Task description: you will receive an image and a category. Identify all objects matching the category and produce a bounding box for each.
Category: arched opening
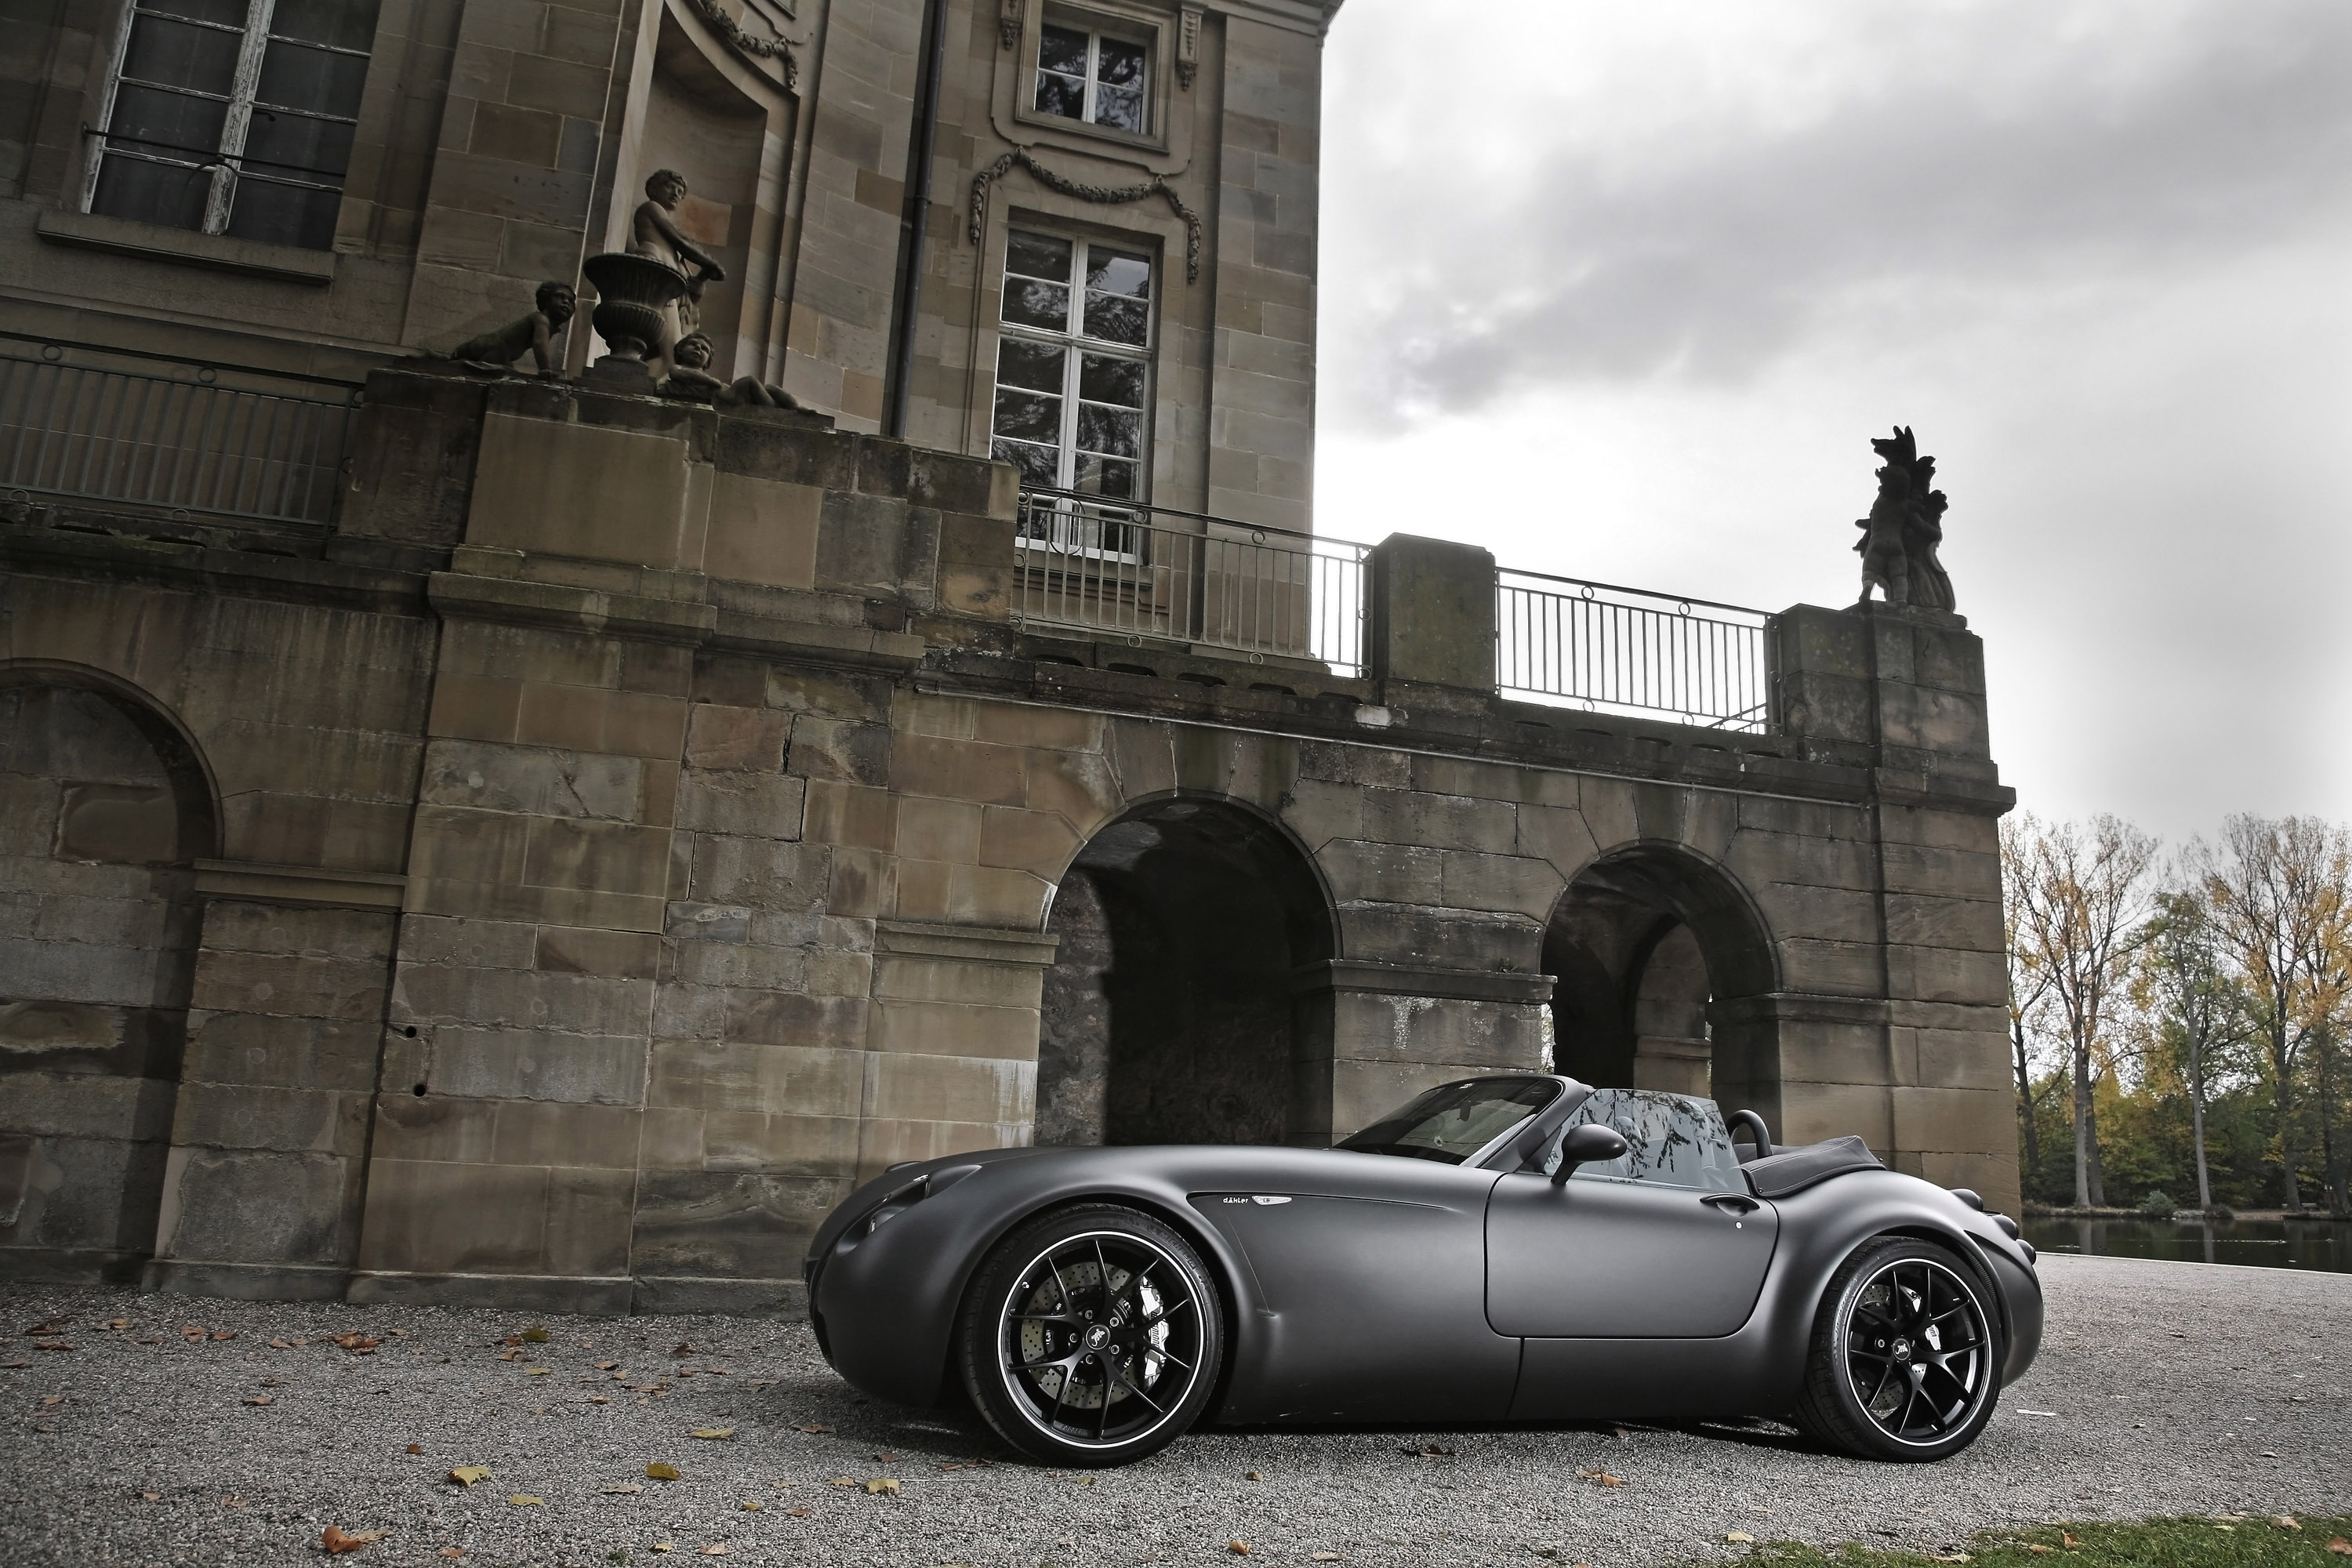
[1541,845,1779,1120]
[0,667,216,1281]
[1036,797,1334,1148]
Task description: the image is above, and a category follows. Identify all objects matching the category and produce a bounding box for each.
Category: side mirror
[1549,1123,1630,1185]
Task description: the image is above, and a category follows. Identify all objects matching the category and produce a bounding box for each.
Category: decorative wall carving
[685,0,799,90]
[1177,5,1201,90]
[1000,0,1022,49]
[969,147,1203,282]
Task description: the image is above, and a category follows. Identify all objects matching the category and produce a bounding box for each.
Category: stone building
[1,0,2016,1313]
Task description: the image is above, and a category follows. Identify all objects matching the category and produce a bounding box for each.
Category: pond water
[2024,1216,2352,1273]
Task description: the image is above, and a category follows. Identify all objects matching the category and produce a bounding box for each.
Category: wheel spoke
[1109,1357,1167,1413]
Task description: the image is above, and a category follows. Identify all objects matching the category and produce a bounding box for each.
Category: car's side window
[1548,1089,1744,1193]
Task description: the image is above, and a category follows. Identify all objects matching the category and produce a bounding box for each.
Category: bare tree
[2202,816,2352,1213]
[2000,816,2057,1188]
[2006,813,2161,1207]
[2134,874,2246,1212]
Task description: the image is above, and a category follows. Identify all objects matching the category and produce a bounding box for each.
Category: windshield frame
[1337,1076,1571,1168]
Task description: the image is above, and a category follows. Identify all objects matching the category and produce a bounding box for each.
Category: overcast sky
[1312,0,2352,844]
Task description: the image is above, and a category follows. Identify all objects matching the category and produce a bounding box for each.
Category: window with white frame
[992,230,1154,529]
[86,0,380,251]
[1033,20,1149,135]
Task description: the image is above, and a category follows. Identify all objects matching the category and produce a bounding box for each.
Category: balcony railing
[0,335,361,528]
[1497,568,1773,731]
[1014,488,1368,675]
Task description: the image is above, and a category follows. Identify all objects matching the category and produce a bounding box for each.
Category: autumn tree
[2131,877,2248,1211]
[2201,816,2352,1212]
[2005,812,2160,1207]
[1999,817,2058,1184]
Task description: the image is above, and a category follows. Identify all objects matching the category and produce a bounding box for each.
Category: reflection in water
[2022,1217,2352,1273]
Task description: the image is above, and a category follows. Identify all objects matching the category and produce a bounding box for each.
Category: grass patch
[1733,1516,2352,1568]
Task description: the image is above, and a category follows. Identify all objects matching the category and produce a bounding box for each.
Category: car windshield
[1545,1087,1744,1192]
[1339,1077,1561,1165]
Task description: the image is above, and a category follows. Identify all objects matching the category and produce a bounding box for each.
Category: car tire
[1794,1235,2004,1462]
[956,1203,1225,1467]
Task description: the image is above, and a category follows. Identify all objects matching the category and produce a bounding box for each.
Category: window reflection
[1032,22,1151,135]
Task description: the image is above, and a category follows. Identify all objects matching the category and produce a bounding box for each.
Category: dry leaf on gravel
[271,1339,293,1349]
[597,1361,619,1370]
[693,1428,736,1440]
[38,1396,62,1406]
[524,1367,551,1376]
[873,1451,898,1461]
[405,1445,423,1455]
[103,1319,129,1330]
[1727,1533,1755,1544]
[24,1317,68,1335]
[222,1497,248,1508]
[740,1501,763,1512]
[866,1479,900,1495]
[522,1327,550,1342]
[794,1422,835,1434]
[2325,1538,2351,1557]
[673,1343,697,1357]
[700,1548,728,1557]
[447,1467,492,1486]
[333,1334,380,1355]
[785,1508,811,1518]
[0,1359,26,1369]
[827,1477,857,1487]
[320,1525,385,1553]
[1577,1469,1624,1487]
[647,1464,681,1482]
[1229,1542,1252,1556]
[508,1495,543,1507]
[34,1341,74,1352]
[211,1330,235,1341]
[439,1551,465,1559]
[140,1491,159,1501]
[1406,1443,1454,1457]
[602,1483,644,1495]
[245,1395,274,1406]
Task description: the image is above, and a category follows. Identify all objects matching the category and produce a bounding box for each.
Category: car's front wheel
[1795,1236,2002,1461]
[956,1203,1225,1467]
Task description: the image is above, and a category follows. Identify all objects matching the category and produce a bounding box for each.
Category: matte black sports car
[804,1075,2042,1467]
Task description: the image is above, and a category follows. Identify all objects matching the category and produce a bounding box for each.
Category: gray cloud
[1323,2,2352,422]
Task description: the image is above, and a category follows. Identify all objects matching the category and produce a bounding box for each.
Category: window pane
[991,387,1062,445]
[1002,279,1069,332]
[1076,403,1140,459]
[106,83,230,158]
[1338,1077,1561,1163]
[91,154,212,230]
[993,437,1062,488]
[269,0,380,51]
[1081,292,1146,346]
[996,338,1066,394]
[1559,1089,1744,1193]
[1087,248,1151,299]
[1033,70,1083,120]
[224,174,341,249]
[1005,230,1072,282]
[122,15,241,93]
[1094,36,1146,88]
[1077,354,1144,408]
[255,39,370,116]
[1037,24,1088,76]
[1091,85,1142,133]
[1071,455,1136,500]
[143,0,250,26]
[242,108,355,179]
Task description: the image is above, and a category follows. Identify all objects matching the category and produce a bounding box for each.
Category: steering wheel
[1727,1109,1773,1163]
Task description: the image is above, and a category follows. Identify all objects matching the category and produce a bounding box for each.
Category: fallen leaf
[39,1396,62,1406]
[785,1508,811,1518]
[34,1341,74,1352]
[602,1483,644,1495]
[211,1330,235,1341]
[406,1444,423,1455]
[794,1422,835,1434]
[508,1494,543,1507]
[104,1319,129,1330]
[182,1326,205,1340]
[647,1463,681,1482]
[1230,1543,1253,1557]
[522,1327,550,1343]
[700,1548,729,1558]
[140,1491,159,1501]
[866,1478,900,1494]
[1728,1534,1755,1544]
[2275,1519,2300,1530]
[2062,1534,2079,1548]
[439,1551,466,1560]
[598,1361,620,1370]
[1246,1471,1263,1481]
[321,1525,385,1553]
[693,1428,737,1440]
[447,1467,492,1486]
[524,1367,550,1376]
[333,1334,381,1355]
[2326,1539,2352,1557]
[270,1339,292,1349]
[673,1343,697,1358]
[873,1450,898,1461]
[828,1476,858,1487]
[741,1500,763,1512]
[24,1317,69,1335]
[243,1395,273,1406]
[654,1548,673,1556]
[0,1359,26,1369]
[1577,1469,1624,1487]
[221,1497,248,1508]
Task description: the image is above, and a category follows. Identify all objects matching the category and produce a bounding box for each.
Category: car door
[1483,1089,1779,1338]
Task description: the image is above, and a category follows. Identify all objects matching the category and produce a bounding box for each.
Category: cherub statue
[1853,425,1955,611]
[442,281,575,375]
[662,331,809,412]
[630,169,725,379]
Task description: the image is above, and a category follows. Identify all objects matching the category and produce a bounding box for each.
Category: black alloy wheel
[1795,1236,2002,1461]
[957,1203,1224,1466]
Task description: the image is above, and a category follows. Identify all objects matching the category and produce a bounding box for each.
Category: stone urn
[580,252,688,383]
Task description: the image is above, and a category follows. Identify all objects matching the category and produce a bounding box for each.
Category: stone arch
[1540,840,1780,1120]
[1036,792,1337,1149]
[0,661,219,1281]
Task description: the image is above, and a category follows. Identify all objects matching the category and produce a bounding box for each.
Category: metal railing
[1497,568,1774,731]
[1014,488,1368,674]
[0,336,361,528]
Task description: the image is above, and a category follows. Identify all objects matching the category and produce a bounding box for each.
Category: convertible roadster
[804,1075,2041,1467]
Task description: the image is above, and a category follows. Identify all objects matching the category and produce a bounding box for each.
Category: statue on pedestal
[1853,425,1955,611]
[440,281,576,375]
[663,331,809,412]
[629,169,725,380]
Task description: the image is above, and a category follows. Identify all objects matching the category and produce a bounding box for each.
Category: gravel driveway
[2,1254,2344,1568]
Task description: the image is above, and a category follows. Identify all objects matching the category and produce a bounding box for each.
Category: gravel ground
[1,1254,2345,1568]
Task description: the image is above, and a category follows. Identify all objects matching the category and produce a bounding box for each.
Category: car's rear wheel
[1795,1236,2002,1461]
[956,1203,1224,1467]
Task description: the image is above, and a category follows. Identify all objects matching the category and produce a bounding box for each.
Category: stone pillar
[1367,534,1497,699]
[1769,601,2017,1214]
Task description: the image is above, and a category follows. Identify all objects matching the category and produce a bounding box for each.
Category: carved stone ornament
[970,147,1203,282]
[685,0,799,90]
[1177,5,1201,90]
[1000,0,1022,49]
[1852,425,1956,612]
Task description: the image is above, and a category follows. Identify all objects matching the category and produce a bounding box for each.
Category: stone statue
[442,281,576,375]
[630,169,724,379]
[662,330,809,412]
[1853,425,1955,611]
